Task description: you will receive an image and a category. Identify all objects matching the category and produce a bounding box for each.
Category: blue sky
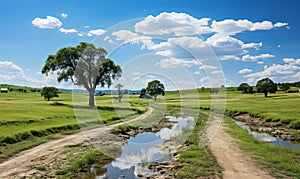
[0,0,300,90]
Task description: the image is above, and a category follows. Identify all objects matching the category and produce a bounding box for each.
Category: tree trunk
[264,92,268,98]
[154,95,157,101]
[47,97,50,101]
[89,89,95,107]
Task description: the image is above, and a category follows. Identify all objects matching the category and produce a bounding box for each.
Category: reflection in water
[235,121,300,149]
[98,116,195,178]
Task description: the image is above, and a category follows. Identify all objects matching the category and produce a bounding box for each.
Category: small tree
[237,83,251,93]
[146,80,165,101]
[256,78,277,97]
[41,87,59,101]
[140,88,146,95]
[115,83,124,102]
[280,83,290,92]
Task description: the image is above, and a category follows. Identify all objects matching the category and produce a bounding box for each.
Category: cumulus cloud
[274,22,288,28]
[32,16,62,29]
[219,55,240,61]
[206,34,247,55]
[211,19,287,35]
[59,28,78,34]
[238,68,252,74]
[103,36,115,44]
[242,53,275,62]
[283,58,300,65]
[156,58,199,68]
[245,64,300,78]
[292,72,300,79]
[61,13,68,18]
[135,12,212,36]
[112,30,152,48]
[87,29,106,36]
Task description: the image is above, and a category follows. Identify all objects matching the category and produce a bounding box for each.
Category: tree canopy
[41,87,59,101]
[237,83,253,93]
[256,78,277,97]
[41,42,121,106]
[146,80,165,101]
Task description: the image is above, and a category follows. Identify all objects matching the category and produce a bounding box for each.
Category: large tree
[42,42,121,107]
[41,87,59,101]
[256,78,277,97]
[146,80,165,101]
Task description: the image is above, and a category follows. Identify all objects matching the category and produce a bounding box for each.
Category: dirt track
[209,117,274,179]
[0,107,153,178]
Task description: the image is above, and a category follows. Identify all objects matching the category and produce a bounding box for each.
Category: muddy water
[235,121,300,149]
[90,116,195,179]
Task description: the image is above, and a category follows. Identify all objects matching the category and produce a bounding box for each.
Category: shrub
[290,120,300,129]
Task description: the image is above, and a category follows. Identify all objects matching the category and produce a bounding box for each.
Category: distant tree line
[237,78,300,97]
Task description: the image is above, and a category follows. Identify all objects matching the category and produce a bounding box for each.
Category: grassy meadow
[0,85,299,177]
[0,91,148,161]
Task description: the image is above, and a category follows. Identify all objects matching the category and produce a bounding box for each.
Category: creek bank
[103,116,195,178]
[230,113,300,142]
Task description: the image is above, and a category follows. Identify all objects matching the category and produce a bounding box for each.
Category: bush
[290,120,300,129]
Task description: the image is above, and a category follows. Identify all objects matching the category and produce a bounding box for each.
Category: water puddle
[90,116,195,178]
[235,121,300,149]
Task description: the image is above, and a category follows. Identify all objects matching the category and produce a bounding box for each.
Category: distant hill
[0,84,41,92]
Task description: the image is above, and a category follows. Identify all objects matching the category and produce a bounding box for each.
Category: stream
[94,116,195,178]
[235,121,300,149]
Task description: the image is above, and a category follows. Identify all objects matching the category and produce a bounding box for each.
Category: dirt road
[208,116,274,179]
[0,107,153,178]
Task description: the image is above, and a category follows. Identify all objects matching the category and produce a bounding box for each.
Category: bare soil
[0,107,153,178]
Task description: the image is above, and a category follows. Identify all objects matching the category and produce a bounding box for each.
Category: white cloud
[32,16,62,29]
[88,29,106,36]
[292,72,300,79]
[242,53,275,62]
[59,28,78,34]
[112,30,152,48]
[200,77,209,83]
[283,58,300,65]
[61,13,68,18]
[199,64,218,70]
[250,21,273,31]
[211,70,223,74]
[78,33,84,37]
[219,55,240,61]
[245,64,300,78]
[104,36,115,44]
[135,12,212,36]
[194,71,201,75]
[206,34,247,55]
[0,61,23,74]
[274,22,288,28]
[156,58,199,68]
[257,61,264,64]
[84,25,90,29]
[238,68,252,74]
[211,19,252,35]
[211,19,287,35]
[242,42,262,50]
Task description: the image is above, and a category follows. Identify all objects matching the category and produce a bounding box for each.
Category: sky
[0,0,300,90]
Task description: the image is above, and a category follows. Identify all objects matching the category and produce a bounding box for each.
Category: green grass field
[0,86,299,177]
[0,92,148,161]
